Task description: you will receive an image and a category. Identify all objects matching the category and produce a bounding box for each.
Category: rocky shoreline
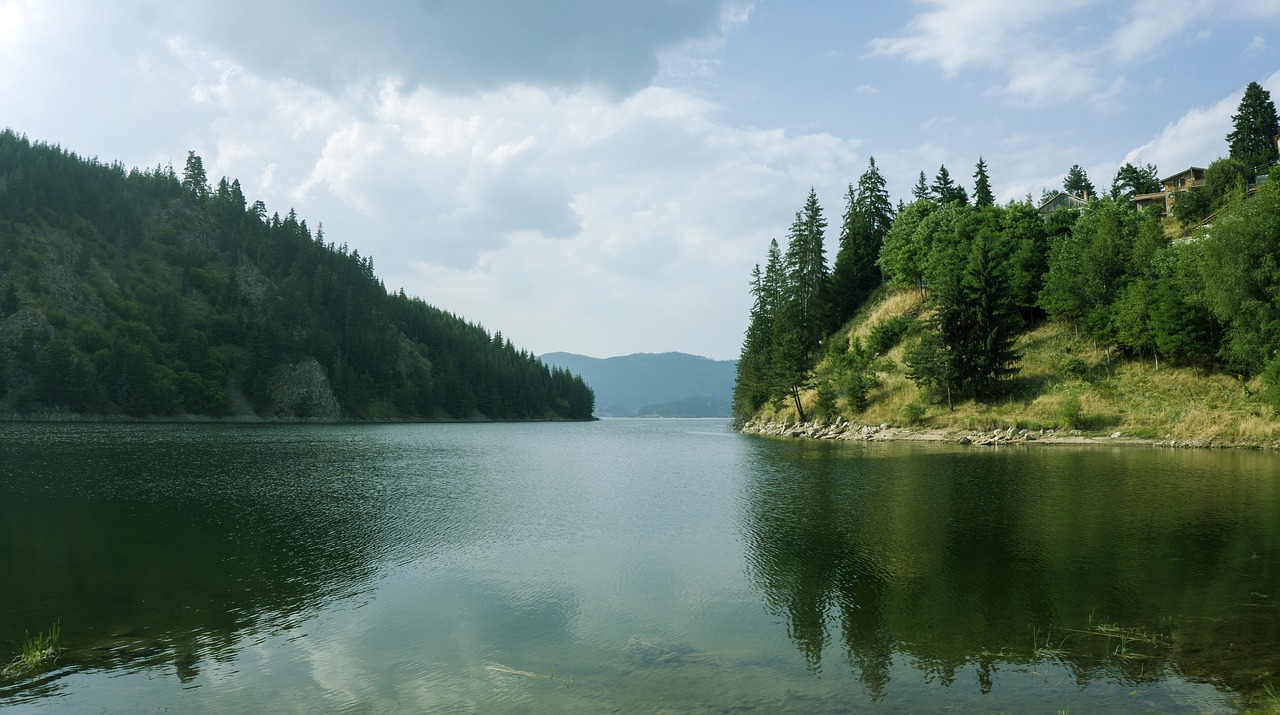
[738,418,1273,450]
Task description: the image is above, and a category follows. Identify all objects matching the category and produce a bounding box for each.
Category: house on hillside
[1130,166,1206,215]
[1036,191,1089,216]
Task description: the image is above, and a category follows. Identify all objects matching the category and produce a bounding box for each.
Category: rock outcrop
[267,359,341,421]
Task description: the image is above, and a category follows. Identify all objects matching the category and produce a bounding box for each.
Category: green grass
[3,621,62,677]
[1238,682,1280,715]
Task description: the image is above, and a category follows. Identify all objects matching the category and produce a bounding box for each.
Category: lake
[1,419,1278,713]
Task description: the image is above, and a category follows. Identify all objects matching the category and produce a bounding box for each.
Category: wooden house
[1129,166,1206,215]
[1037,191,1088,216]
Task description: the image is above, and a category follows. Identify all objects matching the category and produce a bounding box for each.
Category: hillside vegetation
[0,130,593,420]
[734,143,1280,446]
[749,285,1280,447]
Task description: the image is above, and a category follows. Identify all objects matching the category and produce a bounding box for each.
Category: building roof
[1160,167,1206,184]
[1036,191,1089,215]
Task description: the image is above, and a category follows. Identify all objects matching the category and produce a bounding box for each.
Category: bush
[1060,357,1090,379]
[903,400,926,424]
[867,315,913,356]
[1263,355,1280,412]
[814,381,838,422]
[1056,395,1084,429]
[844,370,874,412]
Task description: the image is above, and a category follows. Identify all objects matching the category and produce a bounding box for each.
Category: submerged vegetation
[733,82,1280,443]
[0,130,593,420]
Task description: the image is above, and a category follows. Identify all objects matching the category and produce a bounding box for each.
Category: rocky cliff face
[267,359,341,421]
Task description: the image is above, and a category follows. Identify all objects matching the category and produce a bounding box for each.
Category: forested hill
[0,130,594,420]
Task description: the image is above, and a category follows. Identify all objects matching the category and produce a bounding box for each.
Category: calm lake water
[1,419,1279,713]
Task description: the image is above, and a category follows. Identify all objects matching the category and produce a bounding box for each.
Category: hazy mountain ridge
[540,351,736,417]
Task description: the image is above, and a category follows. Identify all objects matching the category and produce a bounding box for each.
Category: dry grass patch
[765,286,1280,445]
[850,289,925,343]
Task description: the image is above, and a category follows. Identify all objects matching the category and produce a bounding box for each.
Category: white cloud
[1111,0,1207,62]
[1122,70,1280,177]
[114,32,856,358]
[0,0,35,49]
[870,0,1103,104]
[873,0,1280,108]
[1112,0,1280,61]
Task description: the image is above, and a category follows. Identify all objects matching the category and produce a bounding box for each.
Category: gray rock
[267,358,341,420]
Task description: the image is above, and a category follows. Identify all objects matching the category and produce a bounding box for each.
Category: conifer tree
[932,165,968,205]
[830,157,894,325]
[972,157,994,208]
[1064,164,1095,198]
[1227,81,1280,174]
[181,151,209,202]
[953,229,1021,396]
[733,241,783,422]
[912,171,931,201]
[782,188,830,350]
[771,189,830,421]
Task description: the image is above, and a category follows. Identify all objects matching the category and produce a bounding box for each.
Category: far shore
[0,411,598,425]
[739,417,1279,450]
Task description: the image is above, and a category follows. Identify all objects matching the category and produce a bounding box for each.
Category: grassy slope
[753,287,1280,448]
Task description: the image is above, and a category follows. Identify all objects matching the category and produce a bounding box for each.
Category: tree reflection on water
[740,439,1280,703]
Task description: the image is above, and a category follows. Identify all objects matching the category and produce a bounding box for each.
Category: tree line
[733,80,1280,425]
[0,130,594,419]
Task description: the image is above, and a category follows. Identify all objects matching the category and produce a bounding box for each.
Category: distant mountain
[539,352,736,417]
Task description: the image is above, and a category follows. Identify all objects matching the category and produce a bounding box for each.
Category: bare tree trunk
[791,386,807,423]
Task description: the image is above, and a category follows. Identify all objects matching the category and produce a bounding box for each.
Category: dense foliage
[885,200,1051,405]
[1227,81,1280,175]
[734,162,899,424]
[0,130,594,420]
[733,86,1280,426]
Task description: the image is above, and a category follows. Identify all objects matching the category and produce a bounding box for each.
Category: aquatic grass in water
[3,622,62,677]
[485,663,574,687]
[1030,616,1170,667]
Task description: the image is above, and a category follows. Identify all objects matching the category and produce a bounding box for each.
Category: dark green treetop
[912,171,931,201]
[1064,164,1095,198]
[830,157,895,325]
[972,157,994,208]
[932,165,968,205]
[1109,162,1161,200]
[1227,81,1280,174]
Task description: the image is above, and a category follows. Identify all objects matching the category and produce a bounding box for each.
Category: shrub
[1056,395,1084,429]
[1060,357,1090,379]
[844,370,874,412]
[867,315,913,356]
[814,381,838,422]
[1263,355,1280,412]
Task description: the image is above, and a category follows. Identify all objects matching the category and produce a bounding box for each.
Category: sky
[2,1,1279,360]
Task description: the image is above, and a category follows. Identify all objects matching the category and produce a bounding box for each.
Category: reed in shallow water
[4,621,62,677]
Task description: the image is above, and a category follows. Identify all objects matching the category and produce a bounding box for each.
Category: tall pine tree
[1227,81,1280,174]
[773,189,830,421]
[1064,164,1095,198]
[972,157,994,208]
[733,241,783,423]
[829,157,894,325]
[933,165,968,205]
[912,171,932,201]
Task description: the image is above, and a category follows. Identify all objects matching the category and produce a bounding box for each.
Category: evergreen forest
[734,82,1280,434]
[0,129,594,420]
